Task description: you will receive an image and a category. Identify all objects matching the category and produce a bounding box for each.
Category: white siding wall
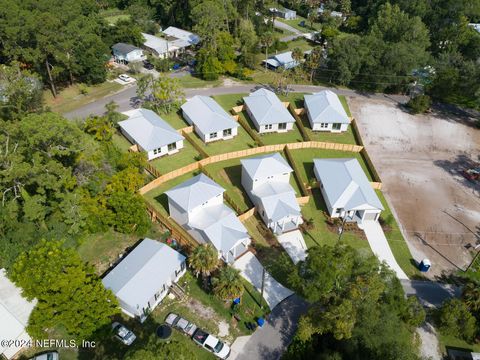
[168,201,189,226]
[204,126,238,143]
[125,49,145,62]
[312,123,348,132]
[182,110,193,125]
[147,140,183,161]
[241,167,254,193]
[257,122,294,134]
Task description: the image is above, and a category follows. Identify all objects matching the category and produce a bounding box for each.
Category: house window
[168,143,176,151]
[332,123,341,130]
[265,124,273,130]
[278,123,287,130]
[210,132,218,139]
[320,123,328,128]
[223,128,232,137]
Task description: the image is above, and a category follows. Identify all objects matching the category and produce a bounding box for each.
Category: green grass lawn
[278,16,321,32]
[112,131,133,152]
[284,37,315,52]
[188,126,257,156]
[44,82,123,114]
[259,123,305,145]
[213,93,249,110]
[289,148,374,186]
[176,74,223,89]
[161,110,190,129]
[104,13,131,25]
[437,331,480,354]
[150,141,201,174]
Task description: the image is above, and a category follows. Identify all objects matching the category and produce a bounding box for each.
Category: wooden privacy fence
[288,103,310,142]
[231,105,245,113]
[294,108,305,115]
[139,141,365,194]
[145,202,198,251]
[238,207,256,222]
[145,163,162,178]
[178,126,194,134]
[370,182,383,190]
[297,196,310,205]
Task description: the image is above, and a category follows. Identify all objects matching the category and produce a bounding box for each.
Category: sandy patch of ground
[349,98,480,278]
[188,298,231,338]
[417,322,441,360]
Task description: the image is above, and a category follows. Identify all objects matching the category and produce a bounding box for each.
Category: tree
[260,32,275,70]
[189,244,219,284]
[0,63,43,120]
[83,115,115,141]
[191,0,230,49]
[462,280,480,315]
[438,298,477,342]
[304,46,322,82]
[292,47,304,65]
[407,95,431,114]
[9,240,119,340]
[238,19,258,58]
[137,74,185,113]
[212,266,244,300]
[125,335,197,360]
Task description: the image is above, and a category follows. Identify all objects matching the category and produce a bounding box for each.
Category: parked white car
[112,322,136,345]
[192,328,231,359]
[118,74,133,82]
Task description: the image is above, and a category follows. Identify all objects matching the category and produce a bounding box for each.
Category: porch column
[294,215,299,226]
[281,218,286,232]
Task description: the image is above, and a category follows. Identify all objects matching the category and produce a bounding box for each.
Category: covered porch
[224,238,251,264]
[272,215,303,235]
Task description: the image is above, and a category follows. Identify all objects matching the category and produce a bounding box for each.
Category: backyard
[150,142,201,174]
[187,126,257,156]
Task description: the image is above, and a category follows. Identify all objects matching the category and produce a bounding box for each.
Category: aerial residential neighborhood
[0,1,479,360]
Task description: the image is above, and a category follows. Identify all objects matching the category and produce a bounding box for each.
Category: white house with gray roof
[141,33,190,58]
[165,174,251,263]
[304,90,350,132]
[118,108,184,161]
[0,269,36,359]
[102,238,186,322]
[241,153,302,234]
[112,43,145,63]
[263,51,300,70]
[313,158,383,224]
[243,89,295,134]
[181,96,239,143]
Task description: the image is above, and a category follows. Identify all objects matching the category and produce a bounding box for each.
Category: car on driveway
[112,322,136,345]
[143,61,154,70]
[192,328,231,359]
[165,312,197,336]
[118,74,133,82]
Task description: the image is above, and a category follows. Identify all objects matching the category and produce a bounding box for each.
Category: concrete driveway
[363,220,409,280]
[276,230,307,264]
[233,252,294,309]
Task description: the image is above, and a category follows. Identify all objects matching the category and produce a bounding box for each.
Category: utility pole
[260,267,266,309]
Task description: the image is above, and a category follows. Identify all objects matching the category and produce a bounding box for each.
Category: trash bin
[419,258,431,272]
[233,297,241,305]
[257,317,265,327]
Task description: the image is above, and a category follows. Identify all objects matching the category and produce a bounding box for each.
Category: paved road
[273,19,302,35]
[401,280,461,307]
[234,294,308,360]
[64,83,408,120]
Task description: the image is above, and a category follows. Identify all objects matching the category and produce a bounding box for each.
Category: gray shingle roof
[241,153,293,179]
[102,239,185,310]
[142,33,190,55]
[181,96,239,134]
[313,158,383,210]
[112,43,140,55]
[243,89,295,126]
[304,90,350,124]
[118,108,184,151]
[162,26,200,45]
[165,174,224,212]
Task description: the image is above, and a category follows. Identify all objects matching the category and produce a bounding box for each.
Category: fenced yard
[150,142,202,174]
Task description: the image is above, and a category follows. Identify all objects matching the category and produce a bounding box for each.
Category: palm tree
[292,47,304,66]
[260,32,274,70]
[188,244,219,287]
[212,266,244,300]
[462,280,480,313]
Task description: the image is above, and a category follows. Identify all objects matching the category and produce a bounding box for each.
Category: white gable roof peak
[241,153,293,179]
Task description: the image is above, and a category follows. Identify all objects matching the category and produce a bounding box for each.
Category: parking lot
[349,97,480,278]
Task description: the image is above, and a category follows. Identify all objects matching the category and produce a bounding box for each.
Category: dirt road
[350,98,480,278]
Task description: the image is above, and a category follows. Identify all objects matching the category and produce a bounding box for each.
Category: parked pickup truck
[192,328,231,359]
[165,312,197,336]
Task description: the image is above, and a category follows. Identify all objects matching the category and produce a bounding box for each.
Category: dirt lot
[349,98,480,278]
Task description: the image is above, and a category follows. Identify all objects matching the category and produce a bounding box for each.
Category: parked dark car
[143,60,154,70]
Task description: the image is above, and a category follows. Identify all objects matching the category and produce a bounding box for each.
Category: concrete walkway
[233,251,294,309]
[276,230,307,264]
[233,294,308,360]
[363,220,409,280]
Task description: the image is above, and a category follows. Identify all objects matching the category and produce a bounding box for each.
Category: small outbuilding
[118,108,184,161]
[304,90,350,132]
[0,269,36,359]
[243,89,295,133]
[313,158,383,224]
[112,43,145,64]
[102,239,186,322]
[181,96,239,143]
[275,8,297,20]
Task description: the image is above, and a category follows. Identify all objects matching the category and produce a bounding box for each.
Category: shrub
[407,95,432,114]
[438,298,477,342]
[78,83,89,95]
